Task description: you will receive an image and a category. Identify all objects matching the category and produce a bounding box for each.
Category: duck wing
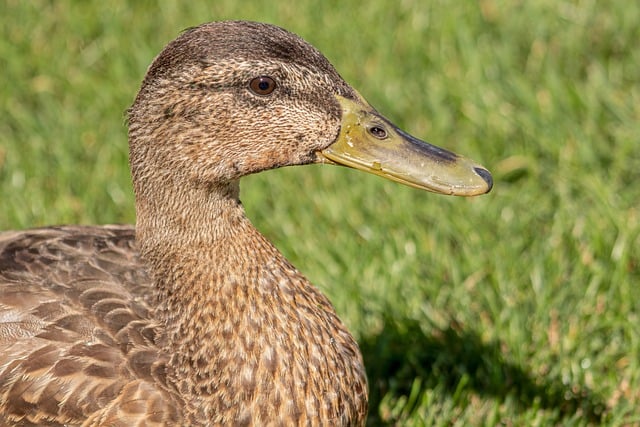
[0,226,178,425]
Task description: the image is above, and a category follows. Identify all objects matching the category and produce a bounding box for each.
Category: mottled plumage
[0,21,491,426]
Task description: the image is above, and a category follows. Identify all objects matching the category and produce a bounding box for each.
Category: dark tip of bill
[474,167,493,192]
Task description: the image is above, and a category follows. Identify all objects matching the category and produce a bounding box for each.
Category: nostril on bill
[474,167,493,192]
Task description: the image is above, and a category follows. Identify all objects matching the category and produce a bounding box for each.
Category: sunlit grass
[2,1,639,425]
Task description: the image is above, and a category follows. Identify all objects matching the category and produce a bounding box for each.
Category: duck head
[128,21,492,201]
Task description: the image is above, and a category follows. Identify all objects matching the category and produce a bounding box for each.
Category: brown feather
[0,226,181,426]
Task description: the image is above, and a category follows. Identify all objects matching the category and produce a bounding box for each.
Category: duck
[0,20,492,426]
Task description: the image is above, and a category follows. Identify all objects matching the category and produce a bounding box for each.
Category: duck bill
[318,94,492,196]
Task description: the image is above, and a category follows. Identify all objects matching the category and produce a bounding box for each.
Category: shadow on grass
[361,314,606,425]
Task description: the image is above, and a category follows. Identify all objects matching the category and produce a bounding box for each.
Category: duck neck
[134,180,367,423]
[135,179,275,328]
[136,179,243,245]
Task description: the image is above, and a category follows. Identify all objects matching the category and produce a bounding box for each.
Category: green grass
[2,0,639,425]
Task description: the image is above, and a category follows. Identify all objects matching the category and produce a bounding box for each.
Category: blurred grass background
[1,0,639,425]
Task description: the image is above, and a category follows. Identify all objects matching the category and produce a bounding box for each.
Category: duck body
[0,223,365,425]
[0,21,491,425]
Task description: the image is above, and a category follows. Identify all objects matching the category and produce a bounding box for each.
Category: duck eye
[249,76,276,95]
[368,125,388,139]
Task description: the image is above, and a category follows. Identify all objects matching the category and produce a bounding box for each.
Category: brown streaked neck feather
[136,180,368,425]
[135,179,244,250]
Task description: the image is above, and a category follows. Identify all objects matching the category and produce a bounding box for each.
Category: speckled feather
[0,222,366,425]
[0,226,178,426]
[0,21,368,426]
